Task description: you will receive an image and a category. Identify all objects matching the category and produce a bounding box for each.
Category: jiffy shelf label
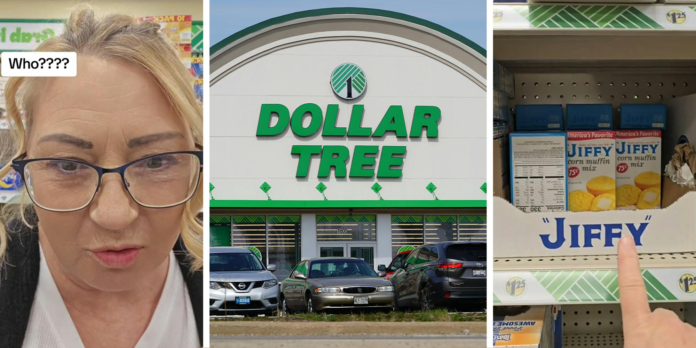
[540,217,647,249]
[616,130,661,210]
[567,131,616,212]
[493,193,696,258]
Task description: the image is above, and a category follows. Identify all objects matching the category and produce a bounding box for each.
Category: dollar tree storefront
[209,8,487,281]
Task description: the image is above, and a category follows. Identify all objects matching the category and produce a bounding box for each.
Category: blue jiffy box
[620,104,666,130]
[566,104,613,130]
[515,104,564,131]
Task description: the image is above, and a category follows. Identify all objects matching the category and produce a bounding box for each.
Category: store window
[316,215,376,242]
[391,215,424,258]
[458,215,487,241]
[231,215,267,264]
[425,215,457,243]
[210,215,231,247]
[267,215,301,281]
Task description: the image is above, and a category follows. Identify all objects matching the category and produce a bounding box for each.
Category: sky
[209,0,487,49]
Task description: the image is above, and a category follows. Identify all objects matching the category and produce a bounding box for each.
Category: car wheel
[393,296,401,312]
[419,284,433,312]
[281,297,291,316]
[307,295,315,314]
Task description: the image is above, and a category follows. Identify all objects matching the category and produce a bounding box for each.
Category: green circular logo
[397,245,415,254]
[330,63,366,100]
[246,246,262,260]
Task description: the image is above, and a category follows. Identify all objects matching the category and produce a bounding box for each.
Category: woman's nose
[89,175,138,231]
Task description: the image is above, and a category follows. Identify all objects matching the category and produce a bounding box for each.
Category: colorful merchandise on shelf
[567,131,616,212]
[616,130,662,210]
[515,105,563,131]
[566,104,613,130]
[139,15,192,44]
[493,305,554,347]
[620,104,666,130]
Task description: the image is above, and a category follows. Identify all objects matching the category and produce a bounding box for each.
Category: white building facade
[210,8,487,280]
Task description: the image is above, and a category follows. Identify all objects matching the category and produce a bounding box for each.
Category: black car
[390,241,486,311]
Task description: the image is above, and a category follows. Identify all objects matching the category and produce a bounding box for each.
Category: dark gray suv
[390,241,486,311]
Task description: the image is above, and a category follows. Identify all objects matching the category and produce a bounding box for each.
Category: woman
[0,7,203,348]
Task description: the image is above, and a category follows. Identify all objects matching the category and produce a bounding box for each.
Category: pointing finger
[618,235,651,329]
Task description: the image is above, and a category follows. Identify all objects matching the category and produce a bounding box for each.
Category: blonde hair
[0,6,203,270]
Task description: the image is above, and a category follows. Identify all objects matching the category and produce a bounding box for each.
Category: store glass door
[348,244,375,269]
[319,244,345,257]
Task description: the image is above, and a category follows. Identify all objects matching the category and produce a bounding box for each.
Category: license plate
[354,296,369,305]
[473,269,486,277]
[236,297,250,305]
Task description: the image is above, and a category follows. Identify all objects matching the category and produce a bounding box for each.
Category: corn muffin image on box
[616,130,662,210]
[567,131,616,212]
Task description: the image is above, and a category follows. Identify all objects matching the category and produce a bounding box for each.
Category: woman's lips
[92,247,142,268]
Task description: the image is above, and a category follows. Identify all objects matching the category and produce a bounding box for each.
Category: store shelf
[493,4,696,63]
[494,4,696,32]
[493,192,696,305]
[493,254,696,305]
[563,333,624,347]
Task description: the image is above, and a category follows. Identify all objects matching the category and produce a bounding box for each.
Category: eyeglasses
[11,151,203,212]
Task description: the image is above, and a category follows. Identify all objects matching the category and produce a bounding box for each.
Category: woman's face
[27,56,195,292]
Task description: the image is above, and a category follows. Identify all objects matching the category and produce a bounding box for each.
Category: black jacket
[0,221,203,348]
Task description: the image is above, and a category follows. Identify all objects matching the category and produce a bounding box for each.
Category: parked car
[280,257,395,314]
[377,250,413,280]
[209,247,279,316]
[390,241,486,311]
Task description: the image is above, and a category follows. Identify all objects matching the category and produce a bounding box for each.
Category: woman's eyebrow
[127,131,185,148]
[38,133,94,149]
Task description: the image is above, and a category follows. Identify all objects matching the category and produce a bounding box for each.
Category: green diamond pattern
[316,182,327,193]
[515,5,663,30]
[268,215,301,224]
[460,215,486,223]
[530,269,677,303]
[260,182,271,193]
[371,183,382,193]
[192,22,203,51]
[317,215,376,223]
[493,294,501,304]
[480,183,487,194]
[426,182,437,193]
[210,215,231,224]
[392,215,423,223]
[425,215,457,224]
[232,215,266,224]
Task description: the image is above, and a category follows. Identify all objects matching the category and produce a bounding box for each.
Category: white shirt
[22,247,199,348]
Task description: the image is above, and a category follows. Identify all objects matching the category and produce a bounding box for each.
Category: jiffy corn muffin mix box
[510,133,567,212]
[616,130,662,210]
[567,131,616,212]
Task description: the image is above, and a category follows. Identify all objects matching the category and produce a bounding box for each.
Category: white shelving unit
[494,3,696,347]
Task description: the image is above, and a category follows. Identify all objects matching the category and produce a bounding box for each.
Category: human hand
[618,235,696,347]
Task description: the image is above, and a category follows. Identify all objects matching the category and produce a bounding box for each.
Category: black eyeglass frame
[10,151,204,212]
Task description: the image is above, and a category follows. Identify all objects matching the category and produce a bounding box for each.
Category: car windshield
[210,253,265,272]
[309,260,377,278]
[446,244,487,261]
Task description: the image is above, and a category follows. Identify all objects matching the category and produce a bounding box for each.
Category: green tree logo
[331,63,366,100]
